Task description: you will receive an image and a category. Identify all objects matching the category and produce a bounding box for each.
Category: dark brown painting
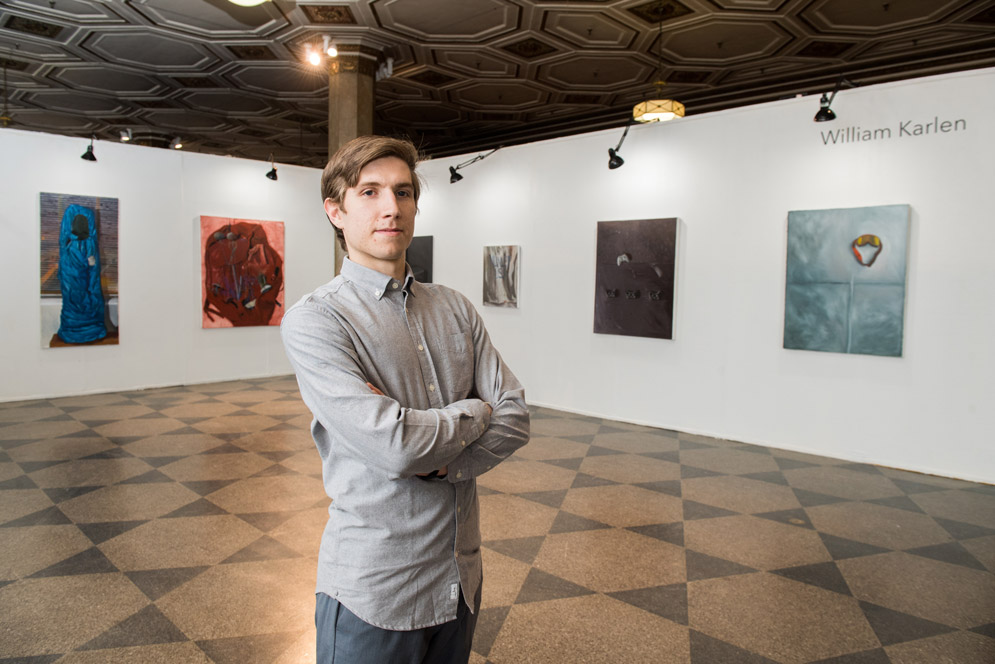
[594,218,677,340]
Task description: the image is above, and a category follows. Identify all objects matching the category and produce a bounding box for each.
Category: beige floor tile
[911,490,995,529]
[0,405,63,424]
[688,572,879,663]
[481,548,532,608]
[50,394,132,408]
[678,448,779,475]
[0,488,55,525]
[193,414,280,434]
[207,475,327,513]
[489,594,690,664]
[159,401,241,419]
[530,418,601,437]
[8,436,115,462]
[99,515,263,570]
[477,458,577,494]
[962,535,995,573]
[55,642,214,664]
[534,529,685,592]
[560,484,683,527]
[94,418,189,438]
[157,558,315,640]
[0,524,93,579]
[272,628,317,664]
[839,551,995,629]
[580,453,681,484]
[214,389,289,405]
[68,405,155,421]
[0,419,88,440]
[279,450,323,475]
[511,436,589,461]
[245,400,312,417]
[590,431,679,454]
[0,574,150,657]
[682,475,802,514]
[886,630,995,664]
[685,515,832,570]
[59,483,201,523]
[121,433,228,457]
[29,457,153,488]
[233,429,317,453]
[159,452,273,482]
[0,461,22,482]
[784,466,906,500]
[479,494,558,540]
[807,502,954,550]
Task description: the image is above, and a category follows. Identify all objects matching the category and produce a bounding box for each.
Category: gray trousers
[315,589,479,664]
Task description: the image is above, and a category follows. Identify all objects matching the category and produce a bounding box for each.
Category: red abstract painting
[200,216,285,328]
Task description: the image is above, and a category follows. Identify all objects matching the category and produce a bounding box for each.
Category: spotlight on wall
[814,75,854,123]
[81,136,97,162]
[266,154,278,181]
[169,137,183,149]
[607,123,631,170]
[119,128,132,142]
[448,147,501,184]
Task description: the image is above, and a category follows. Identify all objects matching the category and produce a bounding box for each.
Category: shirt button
[374,290,381,297]
[456,471,463,479]
[460,440,466,447]
[454,551,459,558]
[392,282,399,289]
[429,384,435,392]
[418,344,424,351]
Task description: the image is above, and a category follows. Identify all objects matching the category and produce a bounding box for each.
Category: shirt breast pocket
[441,330,474,397]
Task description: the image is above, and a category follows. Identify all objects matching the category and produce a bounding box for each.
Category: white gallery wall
[413,68,994,484]
[1,67,992,482]
[0,131,331,401]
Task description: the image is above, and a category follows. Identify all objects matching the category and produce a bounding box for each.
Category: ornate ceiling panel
[0,0,992,167]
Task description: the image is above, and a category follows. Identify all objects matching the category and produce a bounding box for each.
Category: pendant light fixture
[81,135,97,162]
[633,17,684,123]
[266,153,278,181]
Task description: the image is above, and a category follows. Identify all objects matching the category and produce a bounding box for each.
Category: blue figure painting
[56,204,107,344]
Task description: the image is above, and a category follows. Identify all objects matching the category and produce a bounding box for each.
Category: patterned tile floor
[1,376,993,664]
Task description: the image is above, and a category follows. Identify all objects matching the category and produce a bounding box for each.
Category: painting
[407,235,433,283]
[783,204,910,357]
[483,245,520,308]
[201,216,285,328]
[40,192,119,348]
[594,218,677,339]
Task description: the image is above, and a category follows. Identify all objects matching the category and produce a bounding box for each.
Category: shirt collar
[341,257,416,301]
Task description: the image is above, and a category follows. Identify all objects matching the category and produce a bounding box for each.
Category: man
[281,135,530,663]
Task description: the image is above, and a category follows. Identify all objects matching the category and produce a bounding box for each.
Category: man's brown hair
[321,135,422,249]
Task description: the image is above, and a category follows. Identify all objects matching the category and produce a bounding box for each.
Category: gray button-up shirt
[281,258,530,630]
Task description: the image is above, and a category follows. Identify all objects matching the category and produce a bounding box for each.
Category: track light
[81,136,96,162]
[448,147,500,184]
[323,35,337,58]
[169,137,183,149]
[266,154,278,181]
[119,128,132,142]
[607,123,631,170]
[228,0,270,6]
[814,75,854,123]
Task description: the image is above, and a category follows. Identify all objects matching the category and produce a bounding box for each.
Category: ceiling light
[448,147,500,184]
[227,0,270,6]
[266,153,278,181]
[169,137,183,149]
[119,128,132,142]
[80,136,96,162]
[323,35,337,58]
[306,47,321,66]
[814,94,836,122]
[634,19,685,124]
[607,123,631,170]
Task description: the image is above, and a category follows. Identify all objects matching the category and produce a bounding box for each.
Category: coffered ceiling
[1,0,993,167]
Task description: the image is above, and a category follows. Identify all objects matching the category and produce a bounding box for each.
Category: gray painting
[594,218,677,340]
[784,204,910,357]
[406,235,433,283]
[483,245,520,308]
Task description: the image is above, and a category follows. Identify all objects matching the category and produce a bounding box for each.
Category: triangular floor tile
[235,511,298,532]
[78,604,187,650]
[251,464,297,477]
[141,455,185,468]
[686,550,756,581]
[641,451,681,463]
[683,500,737,520]
[689,630,779,663]
[808,648,891,663]
[125,566,209,602]
[549,511,611,534]
[859,600,956,646]
[540,457,583,471]
[257,451,297,463]
[163,498,228,518]
[514,568,595,604]
[196,631,302,664]
[741,471,790,486]
[609,583,688,625]
[160,426,206,436]
[681,465,724,479]
[891,478,947,495]
[471,605,510,658]
[119,469,174,484]
[754,508,813,530]
[483,535,546,565]
[42,486,103,504]
[837,463,884,475]
[627,522,684,547]
[517,489,568,509]
[563,434,596,444]
[201,442,246,454]
[934,517,995,541]
[56,428,103,439]
[78,520,147,545]
[906,541,988,571]
[773,456,819,470]
[263,422,301,432]
[867,496,925,514]
[596,425,631,435]
[2,505,73,528]
[0,655,63,664]
[210,433,251,442]
[792,488,848,507]
[634,480,682,498]
[134,411,169,420]
[29,546,118,577]
[221,535,302,563]
[106,436,145,446]
[17,459,67,473]
[969,623,995,639]
[570,472,619,489]
[477,485,502,496]
[81,447,133,460]
[0,475,39,490]
[678,439,714,451]
[771,561,852,595]
[818,533,891,560]
[180,479,238,496]
[586,445,623,457]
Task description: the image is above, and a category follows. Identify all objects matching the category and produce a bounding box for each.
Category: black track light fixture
[814,75,855,123]
[81,136,97,162]
[448,147,500,184]
[266,153,278,181]
[607,123,631,170]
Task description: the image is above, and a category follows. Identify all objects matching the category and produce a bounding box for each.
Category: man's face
[325,156,417,277]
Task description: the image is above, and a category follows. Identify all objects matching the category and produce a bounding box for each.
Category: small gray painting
[483,245,520,308]
[406,235,433,283]
[784,204,910,357]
